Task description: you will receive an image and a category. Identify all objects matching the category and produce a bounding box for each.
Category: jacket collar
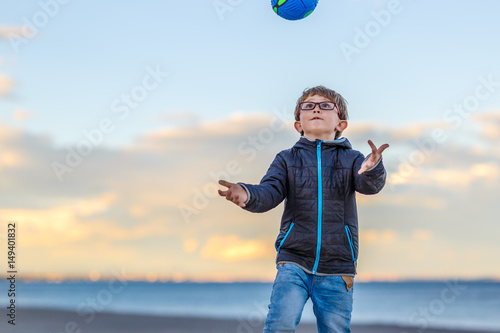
[293,136,352,150]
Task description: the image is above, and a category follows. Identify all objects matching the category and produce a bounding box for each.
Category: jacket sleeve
[353,152,387,195]
[238,153,287,213]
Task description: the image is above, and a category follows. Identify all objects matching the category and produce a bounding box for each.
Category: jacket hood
[293,136,352,150]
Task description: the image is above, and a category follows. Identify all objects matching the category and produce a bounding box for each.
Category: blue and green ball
[272,0,319,21]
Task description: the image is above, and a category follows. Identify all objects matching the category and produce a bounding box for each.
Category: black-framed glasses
[299,101,337,111]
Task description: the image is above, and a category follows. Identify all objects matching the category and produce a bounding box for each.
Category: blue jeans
[263,263,353,333]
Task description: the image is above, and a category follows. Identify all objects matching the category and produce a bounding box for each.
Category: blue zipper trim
[277,222,294,254]
[345,225,357,264]
[312,140,323,274]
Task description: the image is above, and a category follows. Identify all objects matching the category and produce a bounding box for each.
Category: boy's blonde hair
[294,85,349,139]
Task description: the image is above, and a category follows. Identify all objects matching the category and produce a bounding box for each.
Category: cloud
[389,162,500,188]
[0,26,24,39]
[183,238,198,253]
[1,109,500,281]
[360,229,397,244]
[201,235,272,261]
[13,109,36,121]
[132,111,295,154]
[356,191,447,210]
[0,74,14,96]
[412,229,433,241]
[375,110,500,190]
[0,150,26,169]
[0,192,117,246]
[474,112,500,140]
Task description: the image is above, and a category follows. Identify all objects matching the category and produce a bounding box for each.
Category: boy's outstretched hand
[218,180,248,208]
[358,140,390,175]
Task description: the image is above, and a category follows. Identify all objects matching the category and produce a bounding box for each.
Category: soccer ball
[271,0,319,21]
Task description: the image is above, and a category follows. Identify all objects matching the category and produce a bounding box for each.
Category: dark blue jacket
[240,136,386,275]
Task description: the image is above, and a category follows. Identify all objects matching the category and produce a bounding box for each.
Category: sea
[1,280,499,332]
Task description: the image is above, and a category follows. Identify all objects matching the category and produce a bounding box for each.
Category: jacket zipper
[345,225,357,264]
[277,222,294,254]
[312,140,323,274]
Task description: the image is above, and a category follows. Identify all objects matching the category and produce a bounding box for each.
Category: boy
[218,86,389,333]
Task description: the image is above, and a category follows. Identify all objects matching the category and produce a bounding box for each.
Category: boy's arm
[353,140,389,195]
[238,153,288,213]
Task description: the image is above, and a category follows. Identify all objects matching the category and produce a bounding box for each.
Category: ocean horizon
[1,280,499,332]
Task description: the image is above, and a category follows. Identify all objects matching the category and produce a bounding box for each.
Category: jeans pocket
[321,276,352,302]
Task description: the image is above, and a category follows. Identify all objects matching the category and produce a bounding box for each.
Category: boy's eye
[303,103,315,109]
[320,102,334,110]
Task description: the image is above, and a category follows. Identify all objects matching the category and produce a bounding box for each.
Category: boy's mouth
[310,116,323,121]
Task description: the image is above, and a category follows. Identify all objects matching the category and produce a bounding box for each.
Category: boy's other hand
[358,140,390,175]
[218,180,248,208]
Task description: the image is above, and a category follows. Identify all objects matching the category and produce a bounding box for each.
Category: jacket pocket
[277,222,294,254]
[344,225,357,264]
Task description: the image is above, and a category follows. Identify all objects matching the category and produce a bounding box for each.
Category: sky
[0,0,499,282]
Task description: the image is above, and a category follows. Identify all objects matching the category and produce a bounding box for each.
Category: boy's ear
[294,121,303,134]
[336,120,348,132]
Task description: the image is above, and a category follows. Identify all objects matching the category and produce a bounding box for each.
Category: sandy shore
[1,308,496,333]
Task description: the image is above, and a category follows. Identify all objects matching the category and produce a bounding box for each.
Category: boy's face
[294,94,348,141]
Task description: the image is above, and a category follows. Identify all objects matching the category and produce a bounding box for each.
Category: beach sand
[1,308,495,333]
